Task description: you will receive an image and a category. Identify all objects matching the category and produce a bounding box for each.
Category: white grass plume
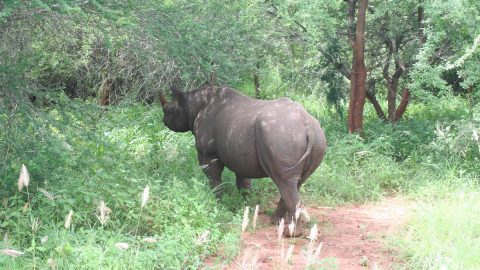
[18,164,29,192]
[64,210,74,229]
[295,203,302,222]
[239,247,259,270]
[38,188,54,200]
[141,185,150,208]
[96,200,111,226]
[1,249,24,257]
[277,218,285,239]
[142,237,157,244]
[288,219,295,237]
[307,223,318,241]
[115,242,129,251]
[303,223,323,268]
[241,206,249,234]
[283,244,294,265]
[252,205,259,232]
[47,258,57,269]
[304,241,323,267]
[196,230,210,245]
[301,208,311,222]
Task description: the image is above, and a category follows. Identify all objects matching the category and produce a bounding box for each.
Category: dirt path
[205,197,411,270]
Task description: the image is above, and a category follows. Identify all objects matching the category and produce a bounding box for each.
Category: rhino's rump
[212,98,309,179]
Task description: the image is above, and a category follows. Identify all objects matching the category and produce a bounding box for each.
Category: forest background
[1,0,480,269]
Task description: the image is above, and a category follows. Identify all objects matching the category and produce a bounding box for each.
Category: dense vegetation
[1,1,479,269]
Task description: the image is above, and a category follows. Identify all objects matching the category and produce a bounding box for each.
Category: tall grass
[392,182,480,269]
[0,97,241,269]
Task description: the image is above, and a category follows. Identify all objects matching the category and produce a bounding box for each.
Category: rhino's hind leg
[271,198,287,224]
[274,178,304,237]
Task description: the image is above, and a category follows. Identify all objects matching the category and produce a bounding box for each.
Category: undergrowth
[1,91,479,269]
[1,96,241,269]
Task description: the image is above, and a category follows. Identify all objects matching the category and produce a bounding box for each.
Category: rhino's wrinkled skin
[161,85,327,229]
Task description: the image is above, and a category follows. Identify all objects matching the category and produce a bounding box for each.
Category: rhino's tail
[287,116,326,182]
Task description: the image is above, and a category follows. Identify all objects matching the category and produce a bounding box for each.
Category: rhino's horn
[170,84,181,95]
[159,92,168,108]
[170,83,186,101]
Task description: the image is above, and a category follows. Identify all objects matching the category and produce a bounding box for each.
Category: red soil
[204,197,411,270]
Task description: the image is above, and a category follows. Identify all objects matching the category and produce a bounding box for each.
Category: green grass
[1,100,243,269]
[391,181,480,270]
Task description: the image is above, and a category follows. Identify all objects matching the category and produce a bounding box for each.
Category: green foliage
[303,134,405,204]
[410,0,480,97]
[300,94,478,205]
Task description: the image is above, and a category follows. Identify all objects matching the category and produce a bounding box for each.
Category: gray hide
[161,86,327,228]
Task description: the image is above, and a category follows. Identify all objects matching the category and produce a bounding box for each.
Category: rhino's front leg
[199,156,224,195]
[236,175,251,199]
[235,175,251,190]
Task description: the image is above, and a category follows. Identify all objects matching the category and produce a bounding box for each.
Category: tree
[408,0,480,101]
[364,1,424,123]
[290,0,480,133]
[347,0,368,133]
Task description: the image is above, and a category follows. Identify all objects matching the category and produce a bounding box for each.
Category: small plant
[303,223,323,269]
[281,244,295,267]
[238,247,259,270]
[96,200,111,227]
[180,229,212,269]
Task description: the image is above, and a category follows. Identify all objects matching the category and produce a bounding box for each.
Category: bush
[0,101,241,269]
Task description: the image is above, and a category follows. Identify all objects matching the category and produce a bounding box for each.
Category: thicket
[1,0,480,269]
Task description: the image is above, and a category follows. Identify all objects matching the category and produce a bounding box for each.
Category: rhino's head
[160,85,190,132]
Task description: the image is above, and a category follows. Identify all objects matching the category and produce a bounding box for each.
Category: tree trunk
[383,37,408,122]
[253,62,260,98]
[253,73,260,98]
[347,0,368,133]
[366,91,386,120]
[386,84,396,122]
[393,89,410,122]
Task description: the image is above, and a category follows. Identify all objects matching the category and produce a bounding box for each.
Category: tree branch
[417,5,427,45]
[393,88,410,122]
[366,92,386,120]
[294,20,308,32]
[317,46,351,78]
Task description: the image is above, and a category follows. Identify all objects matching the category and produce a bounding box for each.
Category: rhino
[160,85,326,234]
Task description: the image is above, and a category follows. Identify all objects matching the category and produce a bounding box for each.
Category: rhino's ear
[170,84,185,101]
